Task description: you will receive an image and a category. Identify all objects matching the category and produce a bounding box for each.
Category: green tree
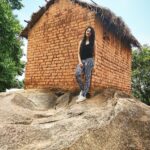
[0,0,25,92]
[132,44,150,105]
[6,0,23,10]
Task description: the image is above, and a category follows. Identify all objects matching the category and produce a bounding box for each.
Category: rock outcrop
[0,89,150,150]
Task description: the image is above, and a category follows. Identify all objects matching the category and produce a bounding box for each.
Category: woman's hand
[93,66,95,73]
[79,62,83,68]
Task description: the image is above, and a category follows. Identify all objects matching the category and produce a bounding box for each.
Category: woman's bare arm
[78,40,82,64]
[93,41,97,60]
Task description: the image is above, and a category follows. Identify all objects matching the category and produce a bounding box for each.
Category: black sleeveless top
[80,42,94,60]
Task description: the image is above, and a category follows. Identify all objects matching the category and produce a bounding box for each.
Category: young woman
[75,26,97,102]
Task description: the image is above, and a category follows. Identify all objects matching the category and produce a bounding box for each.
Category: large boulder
[0,89,149,150]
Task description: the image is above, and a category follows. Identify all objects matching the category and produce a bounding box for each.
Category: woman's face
[86,28,91,37]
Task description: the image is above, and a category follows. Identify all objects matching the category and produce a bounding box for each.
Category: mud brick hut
[20,0,140,95]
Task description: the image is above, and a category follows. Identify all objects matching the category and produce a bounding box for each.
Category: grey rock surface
[0,89,150,150]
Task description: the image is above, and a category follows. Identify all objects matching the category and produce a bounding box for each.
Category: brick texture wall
[92,19,132,95]
[25,0,132,95]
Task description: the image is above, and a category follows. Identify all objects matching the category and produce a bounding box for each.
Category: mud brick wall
[25,0,132,95]
[92,18,132,94]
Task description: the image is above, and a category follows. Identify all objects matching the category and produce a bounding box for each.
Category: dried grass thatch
[20,0,141,48]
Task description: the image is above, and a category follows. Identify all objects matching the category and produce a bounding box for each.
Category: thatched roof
[20,0,141,48]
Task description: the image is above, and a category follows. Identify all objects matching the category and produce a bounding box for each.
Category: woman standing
[75,26,97,102]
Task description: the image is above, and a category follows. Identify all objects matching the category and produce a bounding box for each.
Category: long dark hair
[80,26,95,50]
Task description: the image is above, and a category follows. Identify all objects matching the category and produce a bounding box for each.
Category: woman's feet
[76,91,87,102]
[78,90,83,98]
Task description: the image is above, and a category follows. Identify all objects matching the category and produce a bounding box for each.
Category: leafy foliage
[132,45,150,105]
[0,0,25,92]
[6,0,23,10]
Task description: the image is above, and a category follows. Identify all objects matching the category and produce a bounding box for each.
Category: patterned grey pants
[75,57,94,97]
